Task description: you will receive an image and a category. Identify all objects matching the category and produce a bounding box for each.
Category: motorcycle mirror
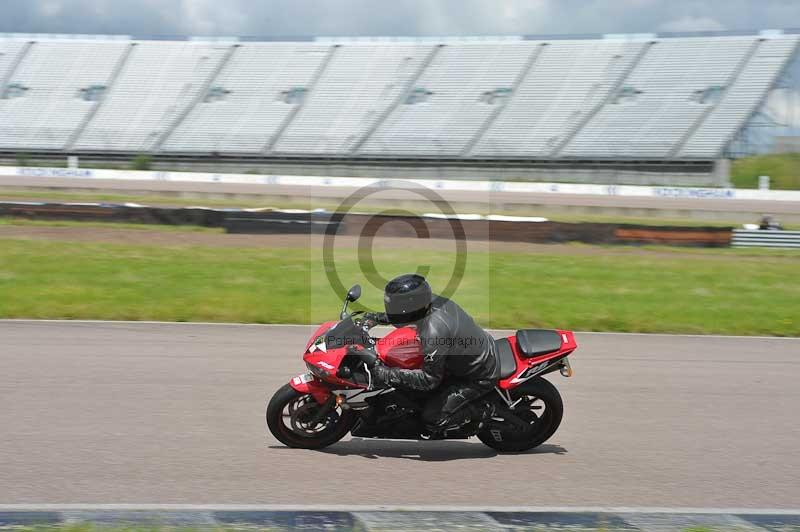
[346,284,362,302]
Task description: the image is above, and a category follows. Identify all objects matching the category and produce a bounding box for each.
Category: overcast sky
[0,0,797,38]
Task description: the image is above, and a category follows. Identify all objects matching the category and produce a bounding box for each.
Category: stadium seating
[359,41,538,156]
[0,32,796,159]
[473,39,646,158]
[679,37,800,157]
[163,43,330,154]
[73,41,230,152]
[561,37,758,158]
[0,39,127,149]
[0,39,27,81]
[273,42,434,154]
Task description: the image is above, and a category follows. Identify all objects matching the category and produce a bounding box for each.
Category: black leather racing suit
[372,296,499,430]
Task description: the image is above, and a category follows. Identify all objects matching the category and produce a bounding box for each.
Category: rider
[365,273,499,437]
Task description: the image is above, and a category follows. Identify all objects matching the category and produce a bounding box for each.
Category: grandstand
[0,31,797,184]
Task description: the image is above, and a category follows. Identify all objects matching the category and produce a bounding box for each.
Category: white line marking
[0,504,798,514]
[569,331,800,341]
[0,319,797,340]
[354,510,502,529]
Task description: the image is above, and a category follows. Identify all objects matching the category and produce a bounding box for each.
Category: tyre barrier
[0,201,228,227]
[222,211,339,234]
[0,201,733,247]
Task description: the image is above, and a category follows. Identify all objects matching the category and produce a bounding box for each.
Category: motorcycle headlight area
[306,361,330,378]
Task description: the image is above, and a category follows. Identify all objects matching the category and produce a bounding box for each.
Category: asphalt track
[1,320,799,507]
[3,175,800,218]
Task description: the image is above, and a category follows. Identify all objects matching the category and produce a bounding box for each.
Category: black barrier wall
[0,202,733,247]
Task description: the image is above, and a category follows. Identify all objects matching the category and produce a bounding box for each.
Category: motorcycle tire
[477,376,564,453]
[267,384,354,449]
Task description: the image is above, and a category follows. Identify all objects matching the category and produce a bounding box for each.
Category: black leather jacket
[372,296,498,391]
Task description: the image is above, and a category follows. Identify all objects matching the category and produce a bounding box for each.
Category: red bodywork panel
[376,326,423,369]
[301,321,353,389]
[291,323,423,402]
[497,329,577,390]
[291,321,341,402]
[290,319,576,401]
[290,373,333,404]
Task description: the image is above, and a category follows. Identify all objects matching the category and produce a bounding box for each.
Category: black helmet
[384,274,432,326]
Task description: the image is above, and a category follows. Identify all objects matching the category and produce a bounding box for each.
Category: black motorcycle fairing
[348,387,496,440]
[349,388,424,439]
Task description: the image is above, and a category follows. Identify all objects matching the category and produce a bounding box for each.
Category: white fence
[731,229,800,248]
[2,165,800,202]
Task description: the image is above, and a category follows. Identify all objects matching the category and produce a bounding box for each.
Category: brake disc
[291,401,336,435]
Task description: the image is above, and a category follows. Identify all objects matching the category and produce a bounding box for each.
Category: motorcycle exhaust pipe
[559,357,574,378]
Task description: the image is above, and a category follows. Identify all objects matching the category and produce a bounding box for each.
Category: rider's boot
[422,400,497,439]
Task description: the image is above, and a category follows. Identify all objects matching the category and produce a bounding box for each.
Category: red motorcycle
[267,284,576,452]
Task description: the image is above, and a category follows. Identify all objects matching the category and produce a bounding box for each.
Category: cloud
[0,0,796,37]
[658,16,726,32]
[38,1,64,17]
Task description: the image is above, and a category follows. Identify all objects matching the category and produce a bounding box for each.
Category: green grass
[1,236,798,336]
[731,153,800,190]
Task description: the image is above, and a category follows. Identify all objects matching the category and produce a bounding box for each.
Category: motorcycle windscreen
[308,317,372,353]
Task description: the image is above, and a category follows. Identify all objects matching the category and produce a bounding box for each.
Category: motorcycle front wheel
[477,376,564,453]
[266,384,355,449]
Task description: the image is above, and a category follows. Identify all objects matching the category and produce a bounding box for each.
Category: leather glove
[371,362,390,387]
[362,312,389,328]
[347,346,387,390]
[347,345,380,368]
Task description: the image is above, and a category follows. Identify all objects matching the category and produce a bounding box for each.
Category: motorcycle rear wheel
[267,384,354,449]
[477,377,563,453]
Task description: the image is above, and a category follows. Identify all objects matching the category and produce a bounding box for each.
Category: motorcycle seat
[495,338,517,379]
[516,329,562,358]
